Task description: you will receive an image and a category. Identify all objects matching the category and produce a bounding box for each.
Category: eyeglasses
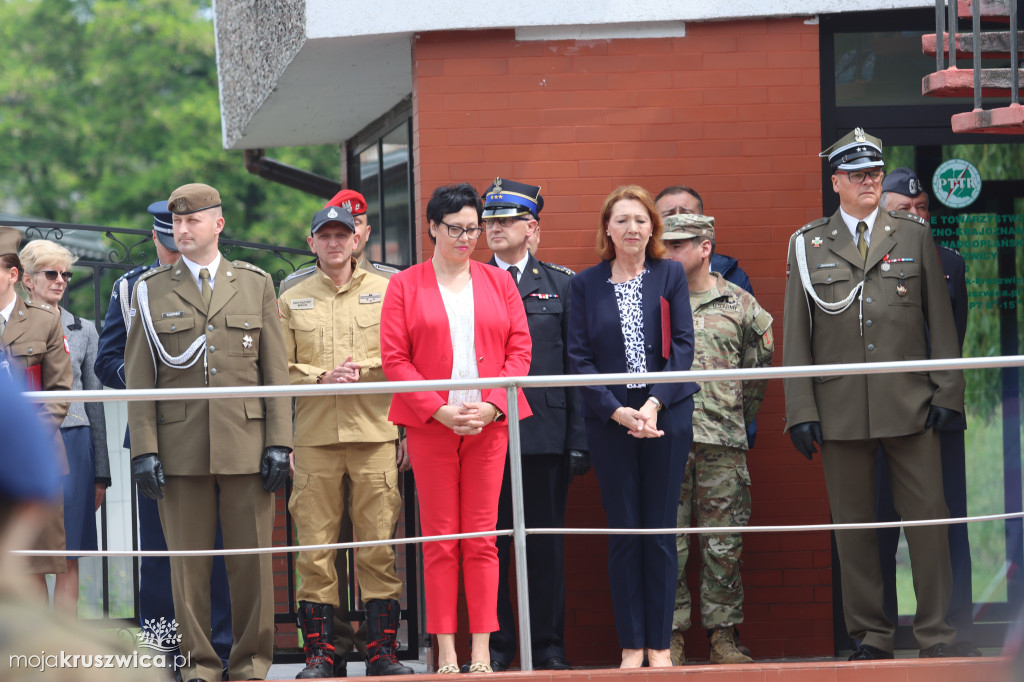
[840,169,885,184]
[440,220,483,239]
[483,216,529,229]
[33,270,73,282]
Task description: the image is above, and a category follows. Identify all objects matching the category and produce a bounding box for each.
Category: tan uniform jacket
[279,263,397,446]
[125,257,292,475]
[2,296,72,431]
[782,209,965,440]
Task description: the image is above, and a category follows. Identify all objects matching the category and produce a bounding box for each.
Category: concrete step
[923,30,1024,57]
[922,66,1024,96]
[952,103,1024,132]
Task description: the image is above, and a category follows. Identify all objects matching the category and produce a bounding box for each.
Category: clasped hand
[613,402,664,439]
[432,402,497,436]
[323,356,361,384]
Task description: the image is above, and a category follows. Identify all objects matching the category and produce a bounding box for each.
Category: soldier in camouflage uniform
[662,213,773,665]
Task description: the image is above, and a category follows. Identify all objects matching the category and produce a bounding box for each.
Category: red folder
[660,296,670,360]
[25,364,41,390]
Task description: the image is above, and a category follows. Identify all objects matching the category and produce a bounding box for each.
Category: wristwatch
[646,396,664,412]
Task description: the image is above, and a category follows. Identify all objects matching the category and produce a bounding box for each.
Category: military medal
[811,237,823,247]
[242,334,253,349]
[896,280,907,297]
[881,253,891,271]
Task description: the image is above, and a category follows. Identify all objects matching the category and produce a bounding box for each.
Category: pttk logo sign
[932,159,982,209]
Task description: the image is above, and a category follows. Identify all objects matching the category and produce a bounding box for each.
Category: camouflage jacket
[690,273,774,449]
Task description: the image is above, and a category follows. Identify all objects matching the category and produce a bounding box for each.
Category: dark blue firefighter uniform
[874,245,973,648]
[95,262,233,667]
[488,253,588,668]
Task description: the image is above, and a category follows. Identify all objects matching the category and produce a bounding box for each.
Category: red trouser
[407,421,508,634]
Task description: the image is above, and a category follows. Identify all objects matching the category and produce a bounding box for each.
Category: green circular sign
[932,159,982,209]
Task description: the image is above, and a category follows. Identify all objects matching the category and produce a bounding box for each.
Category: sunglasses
[33,270,73,282]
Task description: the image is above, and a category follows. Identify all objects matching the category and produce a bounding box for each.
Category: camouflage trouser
[673,443,751,632]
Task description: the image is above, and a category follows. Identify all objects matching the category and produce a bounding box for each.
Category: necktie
[507,265,520,284]
[199,268,212,307]
[856,221,869,263]
[0,315,6,339]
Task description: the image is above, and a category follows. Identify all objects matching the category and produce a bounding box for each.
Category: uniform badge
[289,298,315,310]
[896,281,907,297]
[811,237,823,247]
[130,307,136,317]
[359,293,382,304]
[327,207,339,219]
[242,334,253,349]
[881,262,891,272]
[63,336,70,354]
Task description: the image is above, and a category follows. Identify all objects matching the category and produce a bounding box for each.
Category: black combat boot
[295,601,335,679]
[364,599,414,676]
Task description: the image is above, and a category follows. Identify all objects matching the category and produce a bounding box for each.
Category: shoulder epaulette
[542,262,575,277]
[371,261,400,274]
[138,264,171,281]
[232,260,269,276]
[937,244,963,257]
[888,209,927,225]
[24,300,58,316]
[119,265,148,282]
[792,217,829,238]
[282,264,316,282]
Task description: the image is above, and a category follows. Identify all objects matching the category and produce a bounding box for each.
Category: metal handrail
[18,354,1024,670]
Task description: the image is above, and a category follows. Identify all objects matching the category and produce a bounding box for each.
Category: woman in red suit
[381,183,532,674]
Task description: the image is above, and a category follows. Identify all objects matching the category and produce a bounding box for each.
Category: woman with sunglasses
[0,229,72,595]
[381,183,532,674]
[20,239,108,616]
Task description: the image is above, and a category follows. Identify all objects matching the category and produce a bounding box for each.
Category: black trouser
[491,452,570,666]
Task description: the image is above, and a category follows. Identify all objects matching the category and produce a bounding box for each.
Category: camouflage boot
[709,627,753,664]
[670,630,686,666]
[296,602,335,679]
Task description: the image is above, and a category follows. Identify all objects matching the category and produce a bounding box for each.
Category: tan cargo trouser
[290,441,403,604]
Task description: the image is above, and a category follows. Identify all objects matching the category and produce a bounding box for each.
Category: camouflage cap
[167,183,222,215]
[662,213,715,241]
[0,226,22,257]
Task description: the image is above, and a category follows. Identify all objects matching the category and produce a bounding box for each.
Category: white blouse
[439,279,481,405]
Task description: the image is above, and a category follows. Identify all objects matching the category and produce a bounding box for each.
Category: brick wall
[410,18,832,664]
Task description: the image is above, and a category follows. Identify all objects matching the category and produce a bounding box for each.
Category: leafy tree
[0,0,338,251]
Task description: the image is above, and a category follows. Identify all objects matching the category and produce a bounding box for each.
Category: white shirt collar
[493,253,530,283]
[180,252,222,290]
[0,295,16,324]
[839,207,879,244]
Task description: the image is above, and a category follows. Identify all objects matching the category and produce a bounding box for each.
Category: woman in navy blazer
[567,185,698,668]
[381,183,532,674]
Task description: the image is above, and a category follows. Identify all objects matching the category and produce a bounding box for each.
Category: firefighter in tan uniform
[279,206,411,678]
[279,190,404,675]
[0,227,72,578]
[125,184,293,682]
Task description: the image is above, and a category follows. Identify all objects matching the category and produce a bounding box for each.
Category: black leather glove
[789,421,822,461]
[132,453,165,500]
[261,446,291,493]
[568,449,591,477]
[925,405,959,431]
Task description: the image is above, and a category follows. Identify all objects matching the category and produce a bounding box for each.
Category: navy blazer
[568,258,698,422]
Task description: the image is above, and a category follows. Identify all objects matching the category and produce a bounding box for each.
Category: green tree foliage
[0,0,338,250]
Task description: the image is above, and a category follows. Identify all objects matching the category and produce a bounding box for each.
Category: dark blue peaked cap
[482,177,543,219]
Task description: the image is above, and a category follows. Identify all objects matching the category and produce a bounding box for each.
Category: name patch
[359,293,383,304]
[816,263,838,269]
[161,311,185,318]
[289,298,315,310]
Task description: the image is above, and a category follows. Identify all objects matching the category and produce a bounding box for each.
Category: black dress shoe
[535,657,572,670]
[951,641,982,657]
[920,642,956,658]
[848,644,894,661]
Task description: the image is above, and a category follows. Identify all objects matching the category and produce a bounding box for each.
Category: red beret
[325,189,367,216]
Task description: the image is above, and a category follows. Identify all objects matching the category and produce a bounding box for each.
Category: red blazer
[381,259,533,427]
